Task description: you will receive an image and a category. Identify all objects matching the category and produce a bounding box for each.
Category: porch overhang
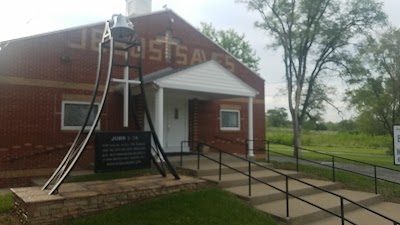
[140,60,258,99]
[132,60,258,157]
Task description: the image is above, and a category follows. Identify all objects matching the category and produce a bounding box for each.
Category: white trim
[61,101,100,131]
[156,60,258,97]
[220,109,241,131]
[111,78,141,84]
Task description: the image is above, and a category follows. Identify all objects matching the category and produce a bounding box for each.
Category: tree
[266,107,289,127]
[302,114,326,131]
[199,22,260,73]
[337,119,357,133]
[346,28,400,138]
[238,0,386,157]
[355,111,387,135]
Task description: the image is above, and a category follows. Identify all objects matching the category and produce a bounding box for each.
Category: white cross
[156,30,180,63]
[111,54,141,127]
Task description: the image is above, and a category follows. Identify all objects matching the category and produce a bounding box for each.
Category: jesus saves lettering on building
[67,28,235,72]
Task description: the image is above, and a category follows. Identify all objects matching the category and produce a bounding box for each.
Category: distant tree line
[266,107,388,136]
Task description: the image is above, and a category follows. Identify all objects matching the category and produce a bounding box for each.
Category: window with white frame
[62,101,100,130]
[220,109,240,131]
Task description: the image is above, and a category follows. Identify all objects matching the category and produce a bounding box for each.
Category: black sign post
[95,131,151,173]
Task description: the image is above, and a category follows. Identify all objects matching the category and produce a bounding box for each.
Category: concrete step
[255,189,381,225]
[169,153,249,166]
[202,169,302,188]
[173,152,400,225]
[179,161,272,177]
[307,202,400,225]
[225,178,343,205]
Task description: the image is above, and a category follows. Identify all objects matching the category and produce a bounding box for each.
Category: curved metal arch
[47,38,115,195]
[42,40,107,192]
[43,19,181,195]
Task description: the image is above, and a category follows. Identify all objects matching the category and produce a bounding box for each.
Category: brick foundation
[12,175,209,225]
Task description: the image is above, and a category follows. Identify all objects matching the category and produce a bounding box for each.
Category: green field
[267,127,391,149]
[266,127,400,201]
[266,128,398,168]
[268,144,397,167]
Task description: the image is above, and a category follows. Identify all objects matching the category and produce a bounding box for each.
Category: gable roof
[143,60,258,97]
[0,9,264,84]
[0,10,165,45]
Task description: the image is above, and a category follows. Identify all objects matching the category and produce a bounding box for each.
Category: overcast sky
[1,0,400,122]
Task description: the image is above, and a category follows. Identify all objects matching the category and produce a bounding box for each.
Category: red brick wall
[0,10,265,187]
[194,99,265,155]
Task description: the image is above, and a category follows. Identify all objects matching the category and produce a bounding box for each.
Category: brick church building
[0,0,265,187]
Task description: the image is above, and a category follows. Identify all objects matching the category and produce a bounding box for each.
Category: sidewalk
[270,155,400,184]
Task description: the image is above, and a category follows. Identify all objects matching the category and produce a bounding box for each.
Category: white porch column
[248,97,254,157]
[155,87,164,147]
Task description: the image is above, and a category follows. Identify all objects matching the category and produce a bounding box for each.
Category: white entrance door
[165,98,187,152]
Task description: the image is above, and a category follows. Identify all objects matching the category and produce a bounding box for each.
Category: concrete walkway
[271,155,400,184]
[175,153,400,225]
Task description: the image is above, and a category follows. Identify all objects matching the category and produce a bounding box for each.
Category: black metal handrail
[180,140,400,225]
[258,140,400,194]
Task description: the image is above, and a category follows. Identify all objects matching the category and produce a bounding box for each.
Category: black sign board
[95,131,151,173]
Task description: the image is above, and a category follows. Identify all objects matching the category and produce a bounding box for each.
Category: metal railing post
[219,151,222,181]
[340,197,345,225]
[332,156,336,182]
[374,165,378,194]
[248,161,252,196]
[267,140,270,163]
[286,176,289,217]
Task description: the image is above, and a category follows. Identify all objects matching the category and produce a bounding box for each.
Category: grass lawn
[0,194,13,213]
[0,194,16,225]
[56,188,276,225]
